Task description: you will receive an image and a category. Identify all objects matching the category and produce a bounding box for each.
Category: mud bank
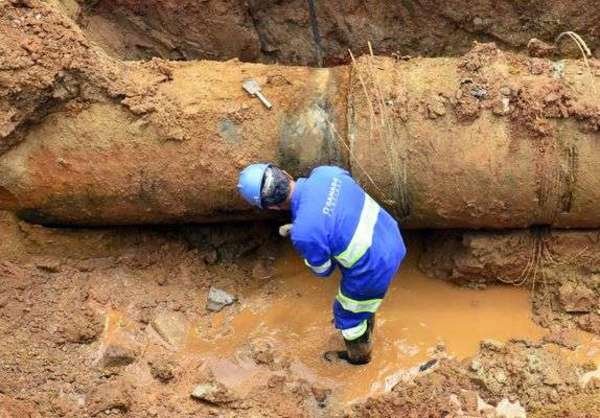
[68,0,600,66]
[1,214,599,416]
[3,2,600,227]
[420,229,600,340]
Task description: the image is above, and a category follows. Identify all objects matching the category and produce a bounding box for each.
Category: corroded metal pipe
[0,61,349,224]
[1,3,600,228]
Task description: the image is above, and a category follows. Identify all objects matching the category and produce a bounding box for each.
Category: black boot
[325,315,375,365]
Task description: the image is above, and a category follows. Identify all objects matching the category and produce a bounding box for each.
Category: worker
[237,164,406,365]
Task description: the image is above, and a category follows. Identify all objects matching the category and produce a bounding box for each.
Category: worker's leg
[338,314,375,365]
[329,266,399,365]
[328,294,381,365]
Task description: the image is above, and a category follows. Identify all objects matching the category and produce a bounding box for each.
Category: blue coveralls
[290,166,406,341]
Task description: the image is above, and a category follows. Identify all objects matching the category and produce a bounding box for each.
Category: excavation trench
[2,2,600,417]
[71,0,600,66]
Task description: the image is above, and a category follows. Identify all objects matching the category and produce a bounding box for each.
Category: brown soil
[1,212,599,417]
[420,229,600,338]
[70,0,600,66]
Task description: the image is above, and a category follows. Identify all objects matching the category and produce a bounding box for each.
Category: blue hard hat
[238,163,270,208]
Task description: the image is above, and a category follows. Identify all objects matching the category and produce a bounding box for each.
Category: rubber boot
[331,315,374,365]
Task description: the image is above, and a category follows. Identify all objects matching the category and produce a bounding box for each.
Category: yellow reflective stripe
[334,195,380,268]
[336,290,382,313]
[304,258,332,274]
[341,320,368,340]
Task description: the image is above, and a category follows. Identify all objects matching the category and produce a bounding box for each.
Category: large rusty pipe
[348,51,600,228]
[0,61,350,224]
[1,3,600,228]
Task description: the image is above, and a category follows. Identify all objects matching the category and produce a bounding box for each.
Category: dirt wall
[420,228,600,335]
[73,0,600,66]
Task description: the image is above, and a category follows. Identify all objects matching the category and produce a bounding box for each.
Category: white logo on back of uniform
[322,177,341,216]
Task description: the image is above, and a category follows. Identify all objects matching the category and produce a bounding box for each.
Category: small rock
[461,390,479,414]
[470,86,487,99]
[251,341,275,366]
[88,380,132,416]
[311,386,331,407]
[252,258,274,280]
[544,92,561,103]
[100,344,136,368]
[492,97,511,115]
[559,282,596,313]
[151,311,187,346]
[427,98,447,118]
[578,313,600,334]
[481,339,505,352]
[527,38,556,58]
[165,127,185,142]
[191,382,234,405]
[35,258,61,273]
[494,369,508,384]
[203,249,218,265]
[472,17,484,28]
[499,86,511,96]
[496,398,526,418]
[206,287,236,312]
[149,359,175,383]
[543,367,562,386]
[470,358,482,371]
[419,359,438,372]
[62,308,103,344]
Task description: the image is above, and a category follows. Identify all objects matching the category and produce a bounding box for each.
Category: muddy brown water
[182,243,599,404]
[99,241,600,406]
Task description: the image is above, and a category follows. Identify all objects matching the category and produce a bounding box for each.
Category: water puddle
[185,241,559,403]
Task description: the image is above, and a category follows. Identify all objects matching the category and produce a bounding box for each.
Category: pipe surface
[1,3,600,228]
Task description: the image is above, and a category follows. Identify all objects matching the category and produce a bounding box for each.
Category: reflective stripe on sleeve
[304,258,332,274]
[336,290,382,313]
[341,320,368,341]
[334,194,380,268]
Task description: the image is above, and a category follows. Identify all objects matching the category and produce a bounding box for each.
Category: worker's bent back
[290,165,406,337]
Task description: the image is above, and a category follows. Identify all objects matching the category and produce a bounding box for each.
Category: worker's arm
[292,236,335,278]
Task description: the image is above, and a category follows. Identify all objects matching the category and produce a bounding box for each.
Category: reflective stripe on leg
[304,258,332,274]
[336,290,382,313]
[341,320,368,341]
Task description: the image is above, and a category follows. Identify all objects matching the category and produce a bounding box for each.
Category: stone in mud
[559,282,596,313]
[311,386,331,407]
[206,287,236,312]
[252,258,274,280]
[527,38,556,58]
[495,398,526,418]
[480,339,505,352]
[100,343,137,368]
[191,382,235,405]
[34,257,61,273]
[151,311,187,346]
[149,359,175,383]
[88,380,132,416]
